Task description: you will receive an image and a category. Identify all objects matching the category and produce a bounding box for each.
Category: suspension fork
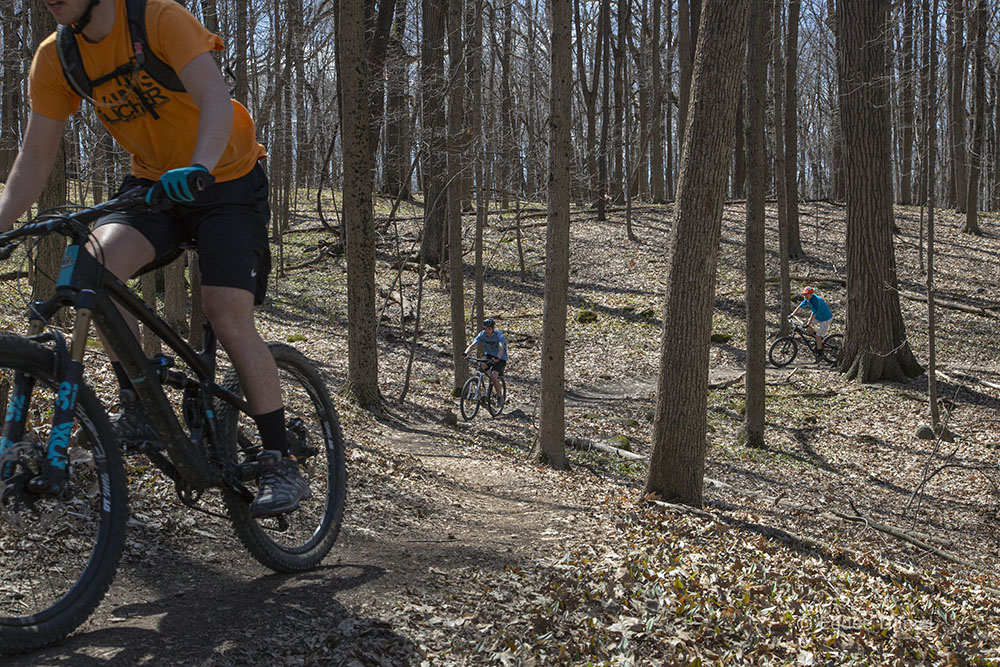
[0,318,45,481]
[22,293,95,495]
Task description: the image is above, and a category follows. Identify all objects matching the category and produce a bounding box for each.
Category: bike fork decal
[1,382,30,479]
[46,362,83,472]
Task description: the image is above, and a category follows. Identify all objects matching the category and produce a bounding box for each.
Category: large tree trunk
[419,0,448,265]
[645,0,750,508]
[743,0,770,449]
[339,0,381,408]
[836,0,922,383]
[784,0,804,259]
[963,0,985,235]
[535,0,571,471]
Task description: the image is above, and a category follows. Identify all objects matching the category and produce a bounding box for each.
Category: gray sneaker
[250,450,312,518]
[110,390,160,451]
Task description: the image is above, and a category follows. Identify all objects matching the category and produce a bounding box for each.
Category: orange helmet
[802,286,815,296]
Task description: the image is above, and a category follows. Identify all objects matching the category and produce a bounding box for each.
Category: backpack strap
[56,0,185,101]
[125,0,185,93]
[56,25,94,99]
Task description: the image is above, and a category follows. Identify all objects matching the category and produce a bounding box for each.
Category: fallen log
[565,436,645,461]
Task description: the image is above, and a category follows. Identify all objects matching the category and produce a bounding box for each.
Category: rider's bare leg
[85,223,156,362]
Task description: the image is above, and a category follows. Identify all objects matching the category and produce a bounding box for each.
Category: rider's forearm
[180,53,235,172]
[189,94,233,171]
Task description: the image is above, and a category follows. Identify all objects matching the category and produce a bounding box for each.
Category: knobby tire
[0,335,127,654]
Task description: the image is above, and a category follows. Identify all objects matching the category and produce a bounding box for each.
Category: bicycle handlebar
[0,171,215,257]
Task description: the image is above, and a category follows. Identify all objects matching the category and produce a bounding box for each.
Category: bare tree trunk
[535,0,571,471]
[163,255,188,339]
[645,0,750,507]
[923,0,941,427]
[650,0,666,203]
[836,0,922,383]
[447,0,468,393]
[419,0,448,265]
[340,0,381,408]
[467,0,486,325]
[773,0,790,334]
[899,0,916,204]
[743,0,770,449]
[946,0,967,213]
[784,0,804,259]
[597,0,611,220]
[384,3,411,199]
[575,0,602,208]
[963,0,985,235]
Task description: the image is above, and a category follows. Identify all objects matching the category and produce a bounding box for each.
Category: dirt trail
[7,416,594,667]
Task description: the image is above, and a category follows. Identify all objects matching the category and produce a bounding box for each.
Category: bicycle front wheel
[0,335,127,654]
[486,377,506,417]
[821,334,844,365]
[768,337,798,368]
[218,343,345,573]
[460,376,480,421]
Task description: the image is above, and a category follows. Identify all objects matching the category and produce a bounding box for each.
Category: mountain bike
[0,179,346,654]
[460,356,506,420]
[768,317,843,368]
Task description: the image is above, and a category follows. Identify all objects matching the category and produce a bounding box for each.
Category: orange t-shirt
[29,0,265,182]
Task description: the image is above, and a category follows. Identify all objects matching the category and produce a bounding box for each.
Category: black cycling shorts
[487,359,506,377]
[95,162,272,304]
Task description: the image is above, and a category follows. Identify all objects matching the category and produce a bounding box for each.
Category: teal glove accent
[147,164,210,203]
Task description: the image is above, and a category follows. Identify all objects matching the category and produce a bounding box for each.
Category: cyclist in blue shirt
[463,318,507,408]
[790,286,833,355]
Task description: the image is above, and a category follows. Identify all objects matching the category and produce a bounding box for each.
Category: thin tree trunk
[743,0,770,449]
[963,0,985,235]
[340,0,381,408]
[535,0,572,470]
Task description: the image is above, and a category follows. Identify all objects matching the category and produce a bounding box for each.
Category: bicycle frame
[0,205,252,495]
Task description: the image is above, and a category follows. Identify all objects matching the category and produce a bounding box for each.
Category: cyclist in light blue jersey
[790,286,833,355]
[463,318,507,408]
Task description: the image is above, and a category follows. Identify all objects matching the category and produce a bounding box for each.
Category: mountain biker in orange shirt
[0,0,307,518]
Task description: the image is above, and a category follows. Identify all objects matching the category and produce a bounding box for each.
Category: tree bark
[963,0,985,235]
[447,0,468,393]
[645,0,750,507]
[743,0,770,449]
[784,0,804,259]
[535,0,572,471]
[419,0,448,265]
[835,0,923,383]
[339,0,381,408]
[946,0,967,213]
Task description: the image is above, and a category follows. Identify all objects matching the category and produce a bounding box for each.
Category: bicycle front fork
[0,304,93,495]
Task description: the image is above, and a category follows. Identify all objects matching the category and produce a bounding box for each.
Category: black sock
[110,361,132,392]
[253,407,287,456]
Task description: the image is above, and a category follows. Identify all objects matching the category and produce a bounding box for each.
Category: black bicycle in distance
[768,316,843,368]
[0,178,346,653]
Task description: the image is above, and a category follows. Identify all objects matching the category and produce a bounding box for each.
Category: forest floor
[5,197,1000,665]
